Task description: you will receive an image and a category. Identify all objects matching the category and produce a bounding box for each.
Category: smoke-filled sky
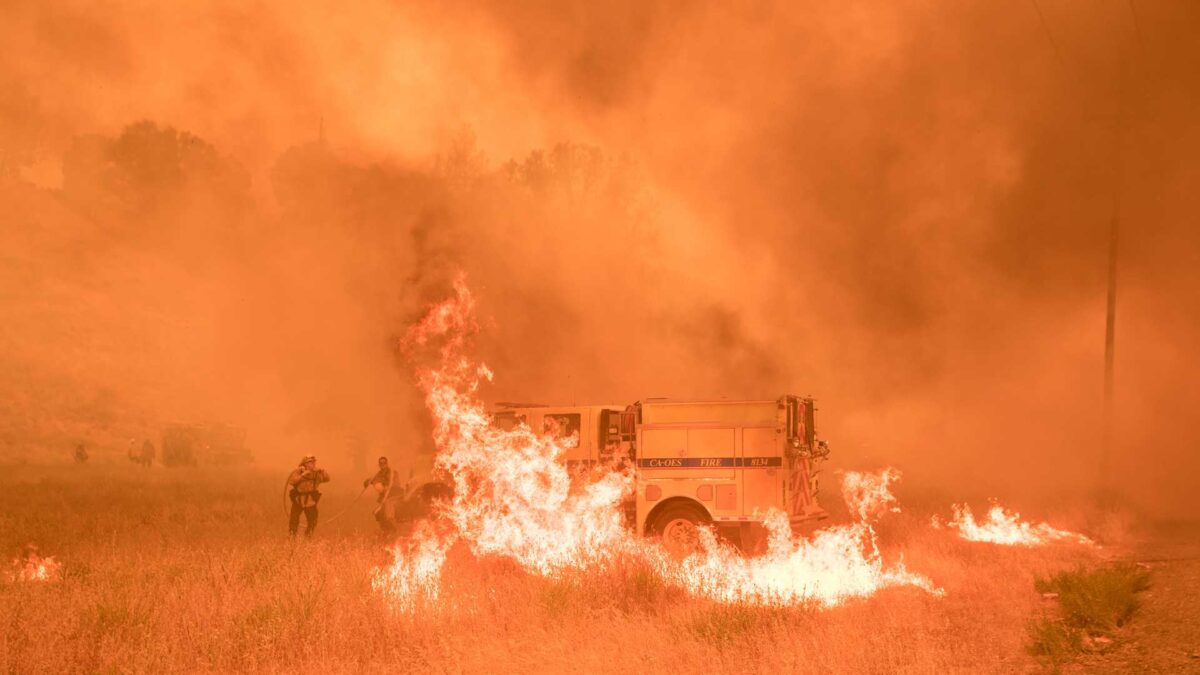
[1,1,1197,515]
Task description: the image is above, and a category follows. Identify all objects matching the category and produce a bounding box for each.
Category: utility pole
[1031,0,1139,496]
[1101,207,1118,493]
[1100,29,1132,497]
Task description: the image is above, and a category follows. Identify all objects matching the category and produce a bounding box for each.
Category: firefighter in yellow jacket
[288,455,330,537]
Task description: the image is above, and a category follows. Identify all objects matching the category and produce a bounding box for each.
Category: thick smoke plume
[1,1,1198,515]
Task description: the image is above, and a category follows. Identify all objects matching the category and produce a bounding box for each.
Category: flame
[375,278,939,611]
[841,467,902,521]
[402,277,635,575]
[9,547,61,582]
[371,524,456,611]
[670,509,939,606]
[935,503,1094,546]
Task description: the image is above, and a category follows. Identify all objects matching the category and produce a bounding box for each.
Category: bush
[1027,563,1150,664]
[1026,614,1082,665]
[1035,563,1150,632]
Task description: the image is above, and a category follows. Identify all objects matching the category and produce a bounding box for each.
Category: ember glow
[374,280,939,610]
[936,503,1094,546]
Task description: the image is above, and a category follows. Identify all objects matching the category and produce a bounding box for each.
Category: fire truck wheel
[650,503,710,559]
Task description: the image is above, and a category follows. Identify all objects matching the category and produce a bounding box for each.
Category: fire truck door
[741,426,781,517]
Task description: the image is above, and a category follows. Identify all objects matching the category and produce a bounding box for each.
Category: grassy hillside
[0,177,165,458]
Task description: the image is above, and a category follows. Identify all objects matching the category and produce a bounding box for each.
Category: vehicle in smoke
[161,423,251,467]
[405,395,829,554]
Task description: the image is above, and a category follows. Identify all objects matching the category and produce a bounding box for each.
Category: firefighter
[288,455,330,537]
[127,439,154,467]
[364,456,398,533]
[73,443,88,464]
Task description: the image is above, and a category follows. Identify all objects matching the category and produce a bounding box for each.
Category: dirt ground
[1072,522,1200,674]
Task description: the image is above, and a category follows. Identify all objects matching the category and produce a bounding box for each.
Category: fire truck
[443,395,831,554]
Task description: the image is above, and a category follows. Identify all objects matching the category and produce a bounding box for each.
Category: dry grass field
[0,463,1192,674]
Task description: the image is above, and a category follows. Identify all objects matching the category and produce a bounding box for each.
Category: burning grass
[8,544,61,583]
[0,464,1110,673]
[936,503,1095,547]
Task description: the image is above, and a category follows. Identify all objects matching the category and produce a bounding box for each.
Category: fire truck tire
[649,502,711,559]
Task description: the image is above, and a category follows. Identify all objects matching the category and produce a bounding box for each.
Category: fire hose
[376,468,398,514]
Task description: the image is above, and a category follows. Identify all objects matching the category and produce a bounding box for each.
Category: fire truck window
[543,414,581,448]
[492,412,526,431]
[598,409,614,449]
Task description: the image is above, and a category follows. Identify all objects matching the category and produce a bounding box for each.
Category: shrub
[1027,563,1150,665]
[1026,614,1082,665]
[1035,563,1150,632]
